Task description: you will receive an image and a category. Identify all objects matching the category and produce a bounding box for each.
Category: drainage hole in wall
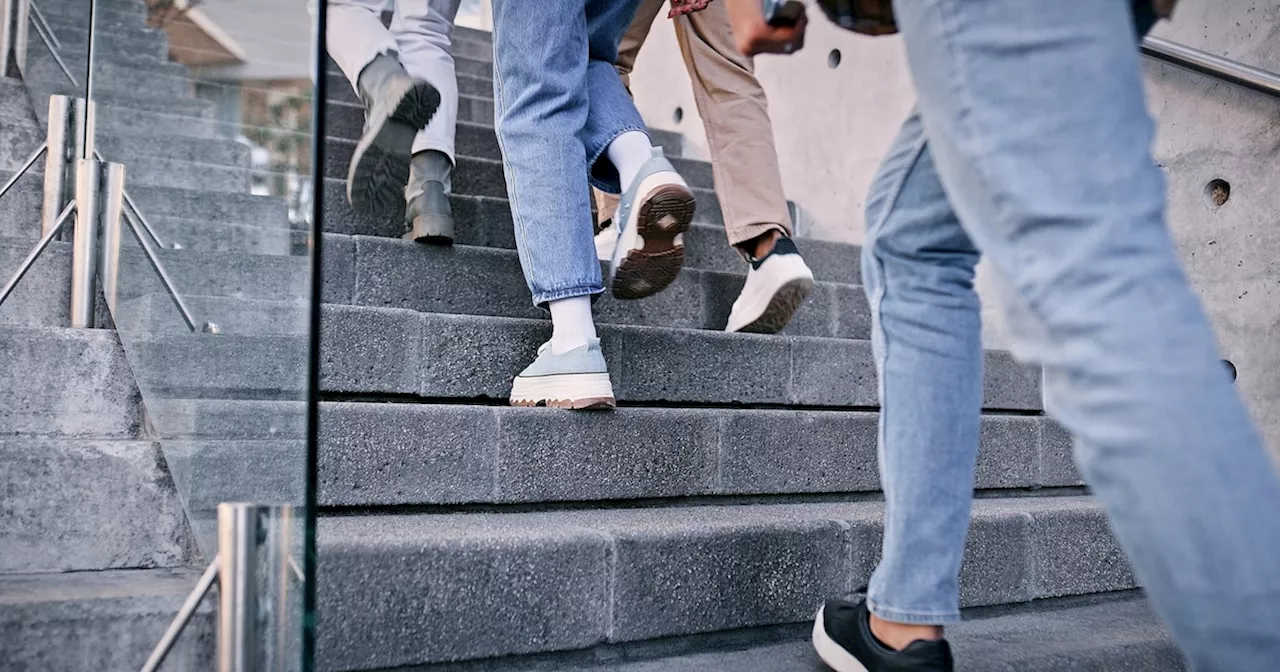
[1222,359,1237,382]
[828,49,842,69]
[673,106,684,124]
[1205,179,1230,208]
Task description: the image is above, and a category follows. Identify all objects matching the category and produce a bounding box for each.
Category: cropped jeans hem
[866,599,961,626]
[533,284,605,308]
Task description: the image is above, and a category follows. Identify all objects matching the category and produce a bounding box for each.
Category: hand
[726,0,808,57]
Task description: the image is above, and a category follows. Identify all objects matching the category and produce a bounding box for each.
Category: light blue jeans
[864,0,1280,668]
[491,0,648,306]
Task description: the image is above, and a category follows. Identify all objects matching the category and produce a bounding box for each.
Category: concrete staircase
[0,0,1182,669]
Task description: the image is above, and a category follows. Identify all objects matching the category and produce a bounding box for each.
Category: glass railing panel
[84,0,318,667]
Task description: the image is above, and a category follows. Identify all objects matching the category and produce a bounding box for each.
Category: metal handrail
[27,0,78,87]
[1141,36,1280,100]
[27,0,55,49]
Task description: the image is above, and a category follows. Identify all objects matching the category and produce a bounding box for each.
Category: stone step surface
[418,594,1180,672]
[146,398,1078,506]
[0,119,251,191]
[316,497,1135,670]
[314,402,1077,505]
[324,236,866,337]
[0,437,194,574]
[0,569,214,671]
[321,306,1042,410]
[0,326,142,439]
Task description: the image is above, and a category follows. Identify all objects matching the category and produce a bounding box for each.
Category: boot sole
[611,183,696,300]
[347,80,441,219]
[404,212,456,246]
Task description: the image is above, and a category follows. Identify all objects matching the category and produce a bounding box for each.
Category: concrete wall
[627,1,1280,455]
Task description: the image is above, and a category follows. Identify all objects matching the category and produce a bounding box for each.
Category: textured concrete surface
[0,240,72,329]
[319,306,1043,410]
[425,595,1180,672]
[317,498,1131,668]
[318,515,611,670]
[0,569,215,671]
[0,438,194,573]
[0,327,142,438]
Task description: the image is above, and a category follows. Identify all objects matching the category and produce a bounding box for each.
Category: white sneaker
[509,339,616,410]
[725,237,815,334]
[608,148,696,300]
[595,218,620,263]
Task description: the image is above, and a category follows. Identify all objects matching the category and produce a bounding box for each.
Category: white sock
[548,296,597,355]
[607,130,655,191]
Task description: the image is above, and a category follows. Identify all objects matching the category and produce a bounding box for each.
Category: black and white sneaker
[724,236,814,333]
[813,598,955,672]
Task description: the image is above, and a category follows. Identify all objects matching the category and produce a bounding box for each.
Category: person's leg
[676,2,790,250]
[890,0,1280,667]
[328,0,441,219]
[327,0,398,89]
[492,0,612,408]
[392,0,463,243]
[590,0,662,237]
[674,2,814,333]
[811,110,977,672]
[581,0,696,301]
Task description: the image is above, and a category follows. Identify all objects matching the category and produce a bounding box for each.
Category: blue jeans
[864,0,1280,668]
[491,0,647,306]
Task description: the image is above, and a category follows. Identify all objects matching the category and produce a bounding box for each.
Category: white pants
[327,0,462,162]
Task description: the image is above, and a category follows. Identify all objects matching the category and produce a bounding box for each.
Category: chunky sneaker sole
[813,605,871,672]
[726,238,815,333]
[509,373,617,410]
[610,181,695,300]
[347,79,441,219]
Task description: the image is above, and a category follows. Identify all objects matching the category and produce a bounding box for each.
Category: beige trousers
[594,0,791,248]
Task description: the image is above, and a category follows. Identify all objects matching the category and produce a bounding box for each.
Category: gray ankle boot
[347,52,441,219]
[403,150,455,245]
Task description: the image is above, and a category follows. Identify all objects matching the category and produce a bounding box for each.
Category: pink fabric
[667,0,714,18]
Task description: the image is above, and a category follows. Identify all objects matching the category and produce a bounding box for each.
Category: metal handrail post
[71,98,95,168]
[218,504,261,672]
[9,0,25,75]
[0,0,31,77]
[139,558,219,672]
[70,159,101,328]
[42,95,72,237]
[99,162,125,314]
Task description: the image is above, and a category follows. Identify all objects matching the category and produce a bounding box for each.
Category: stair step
[0,326,142,439]
[315,497,1135,669]
[323,96,681,157]
[324,191,853,283]
[0,437,193,573]
[47,22,170,63]
[320,306,1042,411]
[323,135,713,191]
[322,175,726,233]
[326,71,494,106]
[0,569,214,671]
[0,239,73,328]
[146,398,1079,505]
[0,78,35,121]
[427,594,1180,672]
[318,402,1076,506]
[326,236,864,337]
[149,215,305,255]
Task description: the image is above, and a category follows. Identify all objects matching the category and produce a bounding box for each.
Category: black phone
[763,0,806,27]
